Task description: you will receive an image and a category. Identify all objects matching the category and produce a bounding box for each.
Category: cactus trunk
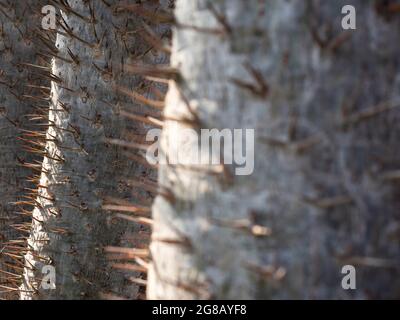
[148,0,400,299]
[0,0,49,299]
[20,0,167,299]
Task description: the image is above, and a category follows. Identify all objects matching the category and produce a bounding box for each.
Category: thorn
[102,204,150,215]
[129,277,147,287]
[104,138,149,151]
[116,86,165,110]
[111,263,147,273]
[245,262,287,281]
[302,195,353,209]
[113,4,174,24]
[115,214,153,226]
[230,62,269,99]
[125,63,178,80]
[120,110,163,127]
[207,3,232,34]
[341,100,400,127]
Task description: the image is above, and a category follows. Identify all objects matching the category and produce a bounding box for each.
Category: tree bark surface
[20,0,167,299]
[148,0,400,299]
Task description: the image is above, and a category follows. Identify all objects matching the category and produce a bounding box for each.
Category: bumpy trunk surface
[148,0,400,299]
[0,0,48,299]
[20,0,165,299]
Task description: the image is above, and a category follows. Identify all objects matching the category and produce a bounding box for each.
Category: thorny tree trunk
[0,1,48,299]
[20,0,167,300]
[148,0,400,299]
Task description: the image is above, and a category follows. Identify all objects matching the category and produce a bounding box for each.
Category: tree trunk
[20,0,168,300]
[148,0,400,299]
[0,0,49,299]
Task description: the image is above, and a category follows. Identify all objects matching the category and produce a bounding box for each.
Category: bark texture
[148,0,400,299]
[0,1,48,299]
[20,0,167,300]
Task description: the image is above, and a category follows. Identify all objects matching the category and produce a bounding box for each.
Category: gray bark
[20,0,167,299]
[0,0,48,299]
[148,0,400,299]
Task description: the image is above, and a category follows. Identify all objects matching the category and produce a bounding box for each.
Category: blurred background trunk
[148,0,400,299]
